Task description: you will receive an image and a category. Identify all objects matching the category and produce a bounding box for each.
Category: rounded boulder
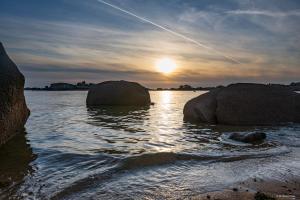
[86,81,151,106]
[184,83,300,125]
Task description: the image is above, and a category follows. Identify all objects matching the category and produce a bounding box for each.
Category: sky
[0,0,299,88]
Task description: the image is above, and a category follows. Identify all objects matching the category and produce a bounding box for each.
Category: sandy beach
[192,177,299,200]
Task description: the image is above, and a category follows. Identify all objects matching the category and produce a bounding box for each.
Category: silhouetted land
[25,81,300,91]
[25,81,94,91]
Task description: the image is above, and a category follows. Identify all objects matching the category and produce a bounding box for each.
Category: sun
[155,58,177,75]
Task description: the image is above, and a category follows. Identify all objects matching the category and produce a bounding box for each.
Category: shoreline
[191,176,299,200]
[24,88,211,91]
[24,82,300,92]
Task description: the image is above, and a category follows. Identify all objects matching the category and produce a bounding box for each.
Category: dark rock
[86,81,151,106]
[184,83,300,125]
[0,181,9,188]
[0,42,30,146]
[254,192,275,200]
[183,89,220,123]
[229,132,266,143]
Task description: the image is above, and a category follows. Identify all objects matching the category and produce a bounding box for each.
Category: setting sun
[155,58,177,75]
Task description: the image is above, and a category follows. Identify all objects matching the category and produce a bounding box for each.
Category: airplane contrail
[96,0,241,64]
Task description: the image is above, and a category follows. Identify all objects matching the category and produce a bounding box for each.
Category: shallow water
[1,91,300,199]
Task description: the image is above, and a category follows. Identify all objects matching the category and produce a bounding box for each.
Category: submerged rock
[86,80,151,106]
[184,83,300,125]
[0,42,30,146]
[229,132,266,143]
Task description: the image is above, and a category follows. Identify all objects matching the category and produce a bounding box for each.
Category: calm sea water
[1,91,300,199]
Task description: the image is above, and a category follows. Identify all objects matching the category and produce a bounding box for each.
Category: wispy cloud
[96,0,241,64]
[226,9,300,17]
[1,0,300,87]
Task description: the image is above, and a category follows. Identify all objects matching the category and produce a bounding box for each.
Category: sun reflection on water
[149,91,182,152]
[160,90,172,106]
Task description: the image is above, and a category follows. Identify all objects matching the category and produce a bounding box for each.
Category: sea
[0,90,299,199]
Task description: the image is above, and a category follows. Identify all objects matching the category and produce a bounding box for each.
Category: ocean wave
[118,147,291,170]
[51,147,291,199]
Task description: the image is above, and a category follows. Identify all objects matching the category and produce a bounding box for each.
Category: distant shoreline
[25,88,90,91]
[24,89,211,92]
[24,88,211,92]
[25,81,300,91]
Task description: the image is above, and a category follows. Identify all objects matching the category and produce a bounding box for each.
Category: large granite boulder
[184,83,300,125]
[0,42,30,146]
[183,89,220,123]
[86,81,151,106]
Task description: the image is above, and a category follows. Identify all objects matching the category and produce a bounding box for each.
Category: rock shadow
[86,106,150,133]
[0,132,36,192]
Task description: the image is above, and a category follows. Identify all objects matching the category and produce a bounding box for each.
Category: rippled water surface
[1,91,300,199]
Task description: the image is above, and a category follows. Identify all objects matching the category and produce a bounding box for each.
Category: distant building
[49,83,77,90]
[290,82,300,86]
[25,81,93,91]
[290,82,300,91]
[179,85,194,90]
[76,81,91,90]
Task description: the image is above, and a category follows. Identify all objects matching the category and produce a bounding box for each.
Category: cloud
[1,0,300,87]
[226,9,300,17]
[20,63,157,75]
[20,63,166,88]
[179,8,220,25]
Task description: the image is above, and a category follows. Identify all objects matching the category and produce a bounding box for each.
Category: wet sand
[191,176,300,200]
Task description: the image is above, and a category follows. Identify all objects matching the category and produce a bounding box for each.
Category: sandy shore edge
[189,176,300,200]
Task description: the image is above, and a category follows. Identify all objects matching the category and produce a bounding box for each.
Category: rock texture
[183,89,220,123]
[0,42,30,146]
[86,81,151,106]
[184,83,300,125]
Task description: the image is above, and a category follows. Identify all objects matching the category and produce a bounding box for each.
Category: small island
[25,81,94,91]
